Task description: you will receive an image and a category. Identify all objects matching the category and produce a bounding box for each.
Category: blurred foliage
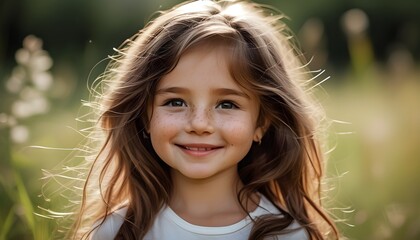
[1,0,420,239]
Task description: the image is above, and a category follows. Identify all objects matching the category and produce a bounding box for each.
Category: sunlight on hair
[47,1,342,239]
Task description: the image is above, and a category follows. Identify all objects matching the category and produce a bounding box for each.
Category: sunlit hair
[70,0,339,239]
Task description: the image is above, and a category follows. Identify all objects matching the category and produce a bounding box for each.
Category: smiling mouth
[176,144,222,152]
[185,146,213,151]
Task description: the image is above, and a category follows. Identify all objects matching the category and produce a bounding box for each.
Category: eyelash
[162,99,239,109]
[163,98,186,107]
[216,100,239,109]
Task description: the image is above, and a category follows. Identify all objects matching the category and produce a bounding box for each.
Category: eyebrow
[212,88,250,99]
[155,87,250,99]
[155,87,188,95]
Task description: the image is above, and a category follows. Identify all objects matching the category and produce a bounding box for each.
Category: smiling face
[148,41,264,181]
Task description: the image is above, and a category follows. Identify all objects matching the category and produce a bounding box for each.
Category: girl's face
[149,42,263,181]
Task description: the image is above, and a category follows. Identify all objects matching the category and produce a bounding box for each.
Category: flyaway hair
[64,1,339,239]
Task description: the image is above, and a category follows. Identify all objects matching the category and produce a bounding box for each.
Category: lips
[176,143,222,156]
[184,146,214,151]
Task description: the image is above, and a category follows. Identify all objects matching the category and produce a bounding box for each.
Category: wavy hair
[70,0,339,239]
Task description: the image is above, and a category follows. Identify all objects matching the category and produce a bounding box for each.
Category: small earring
[258,139,262,145]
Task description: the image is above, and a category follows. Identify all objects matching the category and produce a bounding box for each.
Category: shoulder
[278,220,310,240]
[90,207,127,240]
[258,196,310,240]
[257,195,282,215]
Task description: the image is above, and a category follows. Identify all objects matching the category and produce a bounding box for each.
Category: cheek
[217,117,256,142]
[149,112,184,138]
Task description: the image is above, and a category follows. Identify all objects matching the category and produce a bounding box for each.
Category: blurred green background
[1,0,419,239]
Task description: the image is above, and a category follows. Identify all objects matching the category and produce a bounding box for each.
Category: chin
[181,171,215,180]
[176,166,219,180]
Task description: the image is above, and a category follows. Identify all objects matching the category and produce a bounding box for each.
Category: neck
[171,168,241,210]
[169,169,256,226]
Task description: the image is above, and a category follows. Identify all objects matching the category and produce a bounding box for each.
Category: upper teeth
[185,147,212,151]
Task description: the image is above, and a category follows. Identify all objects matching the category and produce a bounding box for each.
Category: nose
[185,107,215,135]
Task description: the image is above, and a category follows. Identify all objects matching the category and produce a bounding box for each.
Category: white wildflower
[15,48,31,65]
[6,66,26,93]
[31,72,53,91]
[23,35,43,52]
[10,125,29,143]
[12,100,33,118]
[341,9,369,37]
[30,51,53,72]
[4,34,55,143]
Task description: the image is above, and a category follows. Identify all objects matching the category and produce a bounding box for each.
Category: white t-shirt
[91,195,309,240]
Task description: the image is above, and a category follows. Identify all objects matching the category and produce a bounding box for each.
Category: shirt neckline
[162,195,278,235]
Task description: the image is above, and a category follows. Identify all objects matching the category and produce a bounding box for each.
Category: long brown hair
[70,0,339,239]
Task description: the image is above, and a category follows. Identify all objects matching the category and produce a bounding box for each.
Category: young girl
[69,0,340,239]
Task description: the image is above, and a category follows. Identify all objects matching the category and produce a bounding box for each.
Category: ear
[253,127,263,143]
[253,118,270,143]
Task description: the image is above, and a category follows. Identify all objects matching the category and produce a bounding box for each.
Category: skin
[148,41,264,226]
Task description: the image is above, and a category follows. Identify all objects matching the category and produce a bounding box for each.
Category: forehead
[157,39,257,98]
